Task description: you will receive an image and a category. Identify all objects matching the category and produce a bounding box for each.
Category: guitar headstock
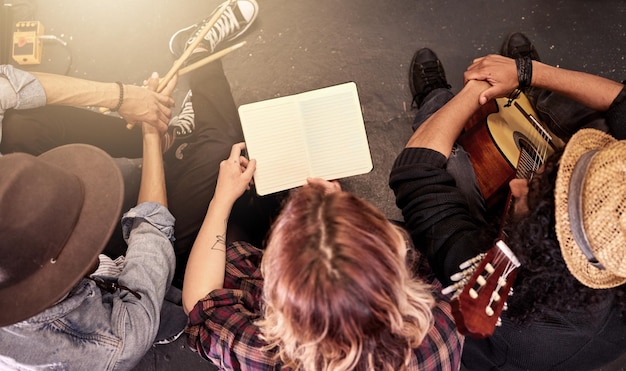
[444,240,520,338]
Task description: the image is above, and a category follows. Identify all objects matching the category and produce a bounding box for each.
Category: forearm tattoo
[210,218,228,252]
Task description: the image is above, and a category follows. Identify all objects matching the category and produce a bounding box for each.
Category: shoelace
[189,5,241,53]
[420,62,449,87]
[170,92,195,137]
[412,62,451,108]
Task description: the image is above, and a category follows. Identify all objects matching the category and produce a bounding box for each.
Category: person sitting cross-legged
[0,74,178,370]
[182,143,464,371]
[390,37,626,370]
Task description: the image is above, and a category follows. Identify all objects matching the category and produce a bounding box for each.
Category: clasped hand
[464,54,522,105]
[120,72,177,133]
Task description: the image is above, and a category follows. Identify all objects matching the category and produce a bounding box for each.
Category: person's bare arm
[182,142,256,314]
[32,72,174,132]
[406,79,489,157]
[136,74,177,206]
[531,62,623,111]
[464,54,624,111]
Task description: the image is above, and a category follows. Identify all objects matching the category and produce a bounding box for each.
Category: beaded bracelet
[515,56,533,91]
[111,81,124,112]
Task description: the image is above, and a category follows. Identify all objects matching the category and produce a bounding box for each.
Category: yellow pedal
[12,21,44,65]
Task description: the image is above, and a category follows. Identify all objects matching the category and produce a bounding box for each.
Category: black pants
[1,59,283,286]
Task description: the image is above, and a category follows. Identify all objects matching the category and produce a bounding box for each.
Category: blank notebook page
[238,82,373,196]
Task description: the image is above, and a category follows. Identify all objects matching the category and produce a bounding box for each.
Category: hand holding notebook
[238,82,373,196]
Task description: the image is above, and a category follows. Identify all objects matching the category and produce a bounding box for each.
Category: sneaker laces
[169,91,195,138]
[420,61,450,89]
[189,4,243,53]
[153,328,185,346]
[412,61,451,108]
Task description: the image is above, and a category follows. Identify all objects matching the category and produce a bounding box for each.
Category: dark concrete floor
[5,0,626,370]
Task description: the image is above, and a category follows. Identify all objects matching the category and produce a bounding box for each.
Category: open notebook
[238,82,373,196]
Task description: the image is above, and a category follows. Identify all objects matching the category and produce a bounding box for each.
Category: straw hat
[0,144,123,326]
[555,129,626,289]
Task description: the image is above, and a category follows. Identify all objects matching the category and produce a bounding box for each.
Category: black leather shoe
[409,48,451,108]
[500,32,541,61]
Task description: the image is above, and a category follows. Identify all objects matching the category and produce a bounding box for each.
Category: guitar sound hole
[513,133,542,178]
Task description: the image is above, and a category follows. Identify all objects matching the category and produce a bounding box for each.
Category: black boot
[409,48,451,108]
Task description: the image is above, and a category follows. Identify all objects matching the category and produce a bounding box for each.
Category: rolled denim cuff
[0,64,46,110]
[122,202,175,243]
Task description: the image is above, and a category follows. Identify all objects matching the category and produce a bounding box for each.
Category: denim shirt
[0,202,176,371]
[0,65,46,147]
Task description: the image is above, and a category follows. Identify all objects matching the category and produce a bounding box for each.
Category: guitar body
[458,93,563,208]
[458,100,514,209]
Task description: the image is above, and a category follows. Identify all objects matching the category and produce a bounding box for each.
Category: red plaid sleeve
[185,242,287,371]
[409,291,464,370]
[185,241,462,370]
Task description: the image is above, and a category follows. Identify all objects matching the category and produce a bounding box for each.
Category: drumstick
[122,41,246,130]
[155,0,235,93]
[164,41,246,84]
[125,0,236,129]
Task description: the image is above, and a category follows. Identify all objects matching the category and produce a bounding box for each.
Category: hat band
[567,149,605,270]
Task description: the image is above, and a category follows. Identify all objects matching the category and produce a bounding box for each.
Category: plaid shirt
[185,241,463,371]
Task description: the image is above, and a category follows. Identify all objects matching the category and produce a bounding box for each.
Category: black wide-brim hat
[0,144,123,326]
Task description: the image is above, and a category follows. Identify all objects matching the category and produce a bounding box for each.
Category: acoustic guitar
[458,93,565,209]
[444,93,565,338]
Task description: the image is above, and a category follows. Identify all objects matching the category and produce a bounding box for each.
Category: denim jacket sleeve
[0,65,46,144]
[112,202,176,369]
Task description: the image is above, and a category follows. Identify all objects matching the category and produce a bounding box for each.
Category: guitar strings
[513,101,550,178]
[482,249,519,316]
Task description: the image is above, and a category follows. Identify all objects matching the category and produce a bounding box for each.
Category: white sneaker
[169,0,259,57]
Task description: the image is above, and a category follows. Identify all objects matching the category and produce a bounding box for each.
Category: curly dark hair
[503,150,626,324]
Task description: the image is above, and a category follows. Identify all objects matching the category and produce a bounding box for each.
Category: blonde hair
[258,186,435,371]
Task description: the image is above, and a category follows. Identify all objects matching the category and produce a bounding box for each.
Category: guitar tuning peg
[491,291,501,302]
[459,253,486,269]
[496,317,502,327]
[503,302,508,311]
[485,306,495,317]
[476,275,487,286]
[469,288,479,299]
[450,270,469,282]
[441,282,460,295]
[441,285,456,296]
[442,280,465,296]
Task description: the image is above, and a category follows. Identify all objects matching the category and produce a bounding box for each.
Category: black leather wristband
[515,56,533,90]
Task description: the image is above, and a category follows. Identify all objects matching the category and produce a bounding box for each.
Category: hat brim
[0,144,123,325]
[555,129,625,289]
